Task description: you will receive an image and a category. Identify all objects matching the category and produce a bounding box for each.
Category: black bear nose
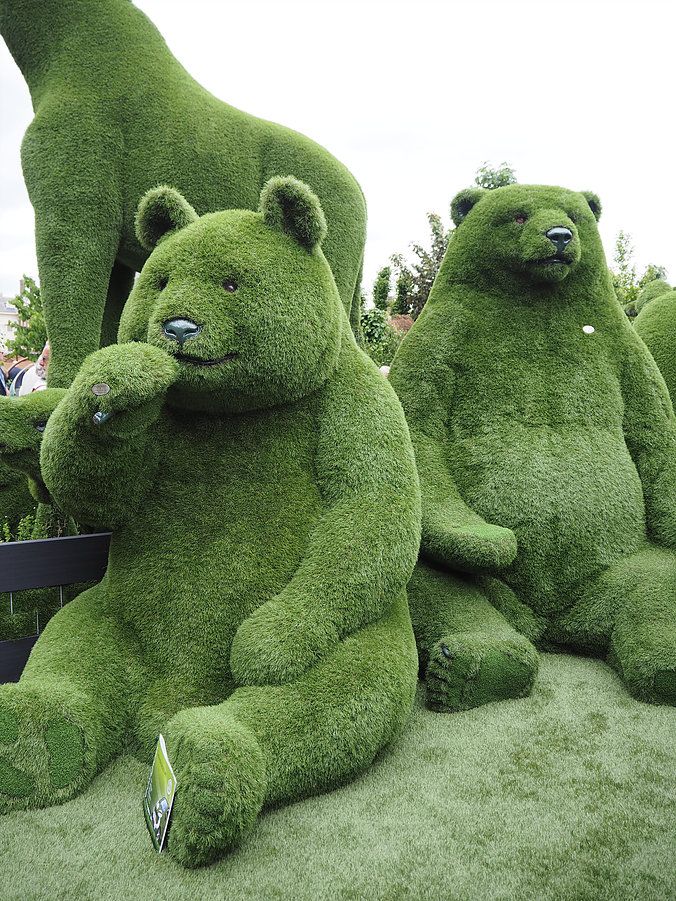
[546,227,573,255]
[162,318,201,347]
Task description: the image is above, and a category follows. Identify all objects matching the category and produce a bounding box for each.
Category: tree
[6,275,47,359]
[474,161,517,190]
[610,232,668,317]
[372,266,391,311]
[390,212,452,319]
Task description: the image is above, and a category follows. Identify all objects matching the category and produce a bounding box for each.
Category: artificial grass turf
[0,654,674,901]
[634,286,676,403]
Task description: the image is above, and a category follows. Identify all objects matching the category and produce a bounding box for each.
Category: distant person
[9,343,50,396]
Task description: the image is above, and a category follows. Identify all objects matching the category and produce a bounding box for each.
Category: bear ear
[259,176,327,251]
[450,187,486,226]
[581,191,602,221]
[135,186,199,251]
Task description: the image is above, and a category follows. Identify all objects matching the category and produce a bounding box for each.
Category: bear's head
[120,177,343,414]
[448,184,604,293]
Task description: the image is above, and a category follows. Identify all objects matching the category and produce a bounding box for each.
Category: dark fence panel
[0,634,38,683]
[0,532,111,592]
[0,532,112,682]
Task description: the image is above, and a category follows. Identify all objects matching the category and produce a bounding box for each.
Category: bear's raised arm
[229,337,421,686]
[621,329,676,549]
[389,322,517,573]
[41,343,178,529]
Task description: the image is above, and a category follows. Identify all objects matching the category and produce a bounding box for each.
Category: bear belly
[102,405,323,684]
[449,424,647,615]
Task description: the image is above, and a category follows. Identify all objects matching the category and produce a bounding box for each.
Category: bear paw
[230,599,337,686]
[0,685,87,813]
[163,708,266,868]
[425,633,538,713]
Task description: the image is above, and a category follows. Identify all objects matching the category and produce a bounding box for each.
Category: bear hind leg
[409,561,539,713]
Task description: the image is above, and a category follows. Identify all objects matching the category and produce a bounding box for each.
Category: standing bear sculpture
[0,0,367,390]
[389,183,676,712]
[0,178,420,868]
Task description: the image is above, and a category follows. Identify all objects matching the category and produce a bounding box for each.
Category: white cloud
[1,0,674,297]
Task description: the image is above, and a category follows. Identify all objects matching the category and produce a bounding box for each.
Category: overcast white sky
[1,0,675,299]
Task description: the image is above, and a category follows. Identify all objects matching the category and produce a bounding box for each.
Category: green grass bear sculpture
[389,183,676,712]
[0,178,420,868]
[634,283,676,402]
[0,0,367,390]
[0,390,78,640]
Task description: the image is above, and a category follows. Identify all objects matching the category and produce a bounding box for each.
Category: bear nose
[546,227,573,255]
[162,318,201,347]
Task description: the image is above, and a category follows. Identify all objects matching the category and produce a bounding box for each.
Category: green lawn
[1,653,675,901]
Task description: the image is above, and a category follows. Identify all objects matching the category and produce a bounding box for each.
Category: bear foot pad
[425,634,538,713]
[0,690,86,811]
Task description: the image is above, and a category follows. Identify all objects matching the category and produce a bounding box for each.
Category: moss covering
[0,0,367,393]
[0,179,420,868]
[389,183,676,712]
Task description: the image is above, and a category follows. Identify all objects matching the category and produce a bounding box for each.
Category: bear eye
[514,214,527,225]
[34,421,47,433]
[157,275,169,291]
[223,279,238,293]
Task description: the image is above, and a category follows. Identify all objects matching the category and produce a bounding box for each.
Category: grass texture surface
[1,654,674,901]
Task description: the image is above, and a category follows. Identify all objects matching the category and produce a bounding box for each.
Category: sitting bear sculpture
[389,184,676,712]
[0,178,420,867]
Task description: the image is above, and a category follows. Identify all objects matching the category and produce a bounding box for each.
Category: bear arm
[40,345,174,530]
[621,335,676,548]
[394,364,516,571]
[283,344,421,641]
[40,401,160,530]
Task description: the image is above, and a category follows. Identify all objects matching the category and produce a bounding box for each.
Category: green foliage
[474,161,517,190]
[390,183,676,712]
[391,213,452,319]
[372,266,391,311]
[611,231,668,313]
[0,513,36,544]
[360,305,404,368]
[0,180,421,869]
[1,0,366,390]
[6,276,46,360]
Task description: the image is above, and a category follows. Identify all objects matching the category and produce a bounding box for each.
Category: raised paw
[0,684,89,813]
[163,707,266,867]
[62,342,179,437]
[425,632,538,713]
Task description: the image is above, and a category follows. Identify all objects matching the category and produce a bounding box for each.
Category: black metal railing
[0,533,111,682]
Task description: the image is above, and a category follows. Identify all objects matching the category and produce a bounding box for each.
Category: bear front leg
[163,594,417,867]
[40,343,178,529]
[0,587,142,813]
[409,560,539,712]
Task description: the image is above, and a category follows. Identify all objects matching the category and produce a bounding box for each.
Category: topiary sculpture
[389,183,676,712]
[634,283,676,402]
[0,178,420,868]
[0,0,367,392]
